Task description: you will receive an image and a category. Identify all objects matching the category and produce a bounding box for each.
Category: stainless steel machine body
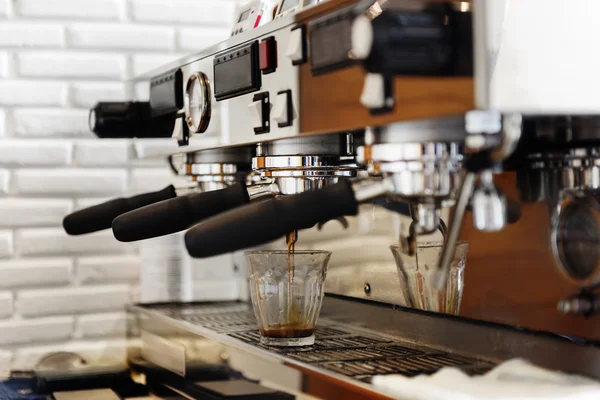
[77,0,600,398]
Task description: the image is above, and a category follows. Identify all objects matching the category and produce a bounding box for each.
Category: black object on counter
[185,181,359,258]
[90,102,175,139]
[62,185,177,236]
[0,377,47,400]
[34,365,132,394]
[187,380,293,399]
[112,182,250,242]
[129,358,236,383]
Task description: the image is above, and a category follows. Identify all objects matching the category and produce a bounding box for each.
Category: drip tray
[141,302,496,382]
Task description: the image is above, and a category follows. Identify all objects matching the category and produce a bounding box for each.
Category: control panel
[146,0,474,149]
[176,18,302,146]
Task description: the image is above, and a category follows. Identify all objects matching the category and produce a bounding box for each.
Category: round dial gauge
[184,72,211,134]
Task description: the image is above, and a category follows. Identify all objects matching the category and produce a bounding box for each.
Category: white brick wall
[0,140,72,166]
[177,27,230,52]
[17,52,128,80]
[76,313,127,338]
[0,199,72,226]
[0,292,13,318]
[78,255,140,285]
[0,231,13,258]
[17,0,123,20]
[0,52,9,78]
[0,0,237,371]
[0,0,10,18]
[130,0,234,25]
[0,22,65,47]
[0,80,67,106]
[74,140,133,166]
[0,258,72,288]
[13,169,128,195]
[16,229,129,256]
[68,24,175,51]
[16,285,131,317]
[70,82,127,108]
[0,169,9,194]
[12,108,92,137]
[0,317,74,345]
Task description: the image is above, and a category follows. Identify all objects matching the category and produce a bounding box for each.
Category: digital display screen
[214,42,261,101]
[280,0,300,13]
[238,8,252,23]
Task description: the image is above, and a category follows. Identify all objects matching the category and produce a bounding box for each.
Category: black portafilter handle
[185,181,359,258]
[63,185,177,236]
[112,181,250,242]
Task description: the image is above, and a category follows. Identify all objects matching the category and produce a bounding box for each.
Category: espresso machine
[63,0,600,398]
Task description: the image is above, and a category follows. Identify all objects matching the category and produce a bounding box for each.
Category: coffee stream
[261,231,314,339]
[286,231,297,324]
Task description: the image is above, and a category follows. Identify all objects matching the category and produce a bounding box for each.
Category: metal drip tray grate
[316,336,392,349]
[321,354,483,377]
[174,306,258,333]
[286,344,423,363]
[142,303,495,381]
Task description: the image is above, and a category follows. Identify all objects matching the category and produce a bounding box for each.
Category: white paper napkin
[371,359,600,400]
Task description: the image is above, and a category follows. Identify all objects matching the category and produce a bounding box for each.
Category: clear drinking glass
[245,250,332,347]
[390,241,468,315]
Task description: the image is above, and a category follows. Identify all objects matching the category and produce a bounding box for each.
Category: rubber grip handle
[112,181,250,242]
[185,181,359,258]
[62,185,176,235]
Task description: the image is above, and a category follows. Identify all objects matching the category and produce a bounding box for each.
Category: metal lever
[558,288,600,316]
[471,170,508,232]
[247,180,280,201]
[433,171,477,290]
[433,113,522,289]
[402,215,448,256]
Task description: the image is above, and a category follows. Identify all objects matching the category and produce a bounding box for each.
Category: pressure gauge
[184,72,211,134]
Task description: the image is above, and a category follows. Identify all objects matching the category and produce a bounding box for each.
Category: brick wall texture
[0,0,235,371]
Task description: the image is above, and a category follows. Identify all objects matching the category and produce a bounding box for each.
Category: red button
[259,37,277,74]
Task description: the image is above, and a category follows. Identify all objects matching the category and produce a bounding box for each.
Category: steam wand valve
[434,112,522,290]
[558,286,600,317]
[432,169,478,290]
[401,203,447,256]
[432,155,513,290]
[471,170,508,232]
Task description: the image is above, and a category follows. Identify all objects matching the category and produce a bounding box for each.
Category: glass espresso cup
[390,241,468,315]
[245,250,332,347]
